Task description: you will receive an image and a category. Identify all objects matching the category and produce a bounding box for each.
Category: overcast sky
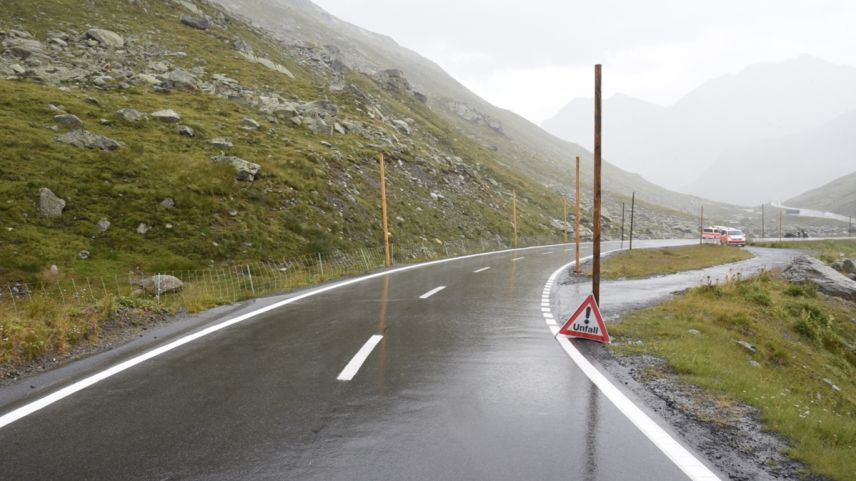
[311,0,856,124]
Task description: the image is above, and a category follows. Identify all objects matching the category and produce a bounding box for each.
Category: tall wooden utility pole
[629,192,636,250]
[575,156,581,273]
[512,189,518,249]
[761,204,765,239]
[563,196,568,245]
[779,209,783,241]
[592,64,602,305]
[699,205,704,245]
[379,153,391,267]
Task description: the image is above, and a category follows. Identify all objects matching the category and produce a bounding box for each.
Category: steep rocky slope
[0,0,705,284]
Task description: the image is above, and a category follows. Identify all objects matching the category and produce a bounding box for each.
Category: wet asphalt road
[0,240,721,481]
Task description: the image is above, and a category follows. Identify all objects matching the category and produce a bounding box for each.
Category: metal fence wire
[0,236,562,312]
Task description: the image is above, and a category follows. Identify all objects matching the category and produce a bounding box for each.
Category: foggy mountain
[541,55,856,205]
[786,170,856,218]
[686,109,856,205]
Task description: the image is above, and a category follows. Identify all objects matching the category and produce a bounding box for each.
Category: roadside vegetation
[609,273,856,480]
[752,239,856,264]
[596,244,753,279]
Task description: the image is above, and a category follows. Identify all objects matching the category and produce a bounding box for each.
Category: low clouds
[312,0,856,122]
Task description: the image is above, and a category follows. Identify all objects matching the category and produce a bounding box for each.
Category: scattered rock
[140,274,183,295]
[55,130,121,151]
[50,265,59,275]
[10,63,27,75]
[137,223,149,235]
[85,29,125,48]
[150,109,181,123]
[176,125,194,137]
[211,155,261,181]
[78,250,90,260]
[687,329,701,336]
[392,119,411,135]
[38,188,66,218]
[781,255,856,302]
[53,114,83,130]
[233,38,252,54]
[131,73,161,86]
[748,360,761,368]
[208,137,233,149]
[240,117,260,130]
[374,69,411,91]
[823,378,842,392]
[238,52,294,78]
[736,340,757,354]
[180,14,211,30]
[96,218,111,232]
[319,140,332,148]
[160,197,175,208]
[116,108,148,123]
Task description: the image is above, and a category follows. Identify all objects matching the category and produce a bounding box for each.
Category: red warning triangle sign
[558,294,610,344]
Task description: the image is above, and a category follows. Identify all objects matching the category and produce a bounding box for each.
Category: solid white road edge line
[511,257,525,261]
[419,286,446,299]
[544,257,721,481]
[336,335,384,381]
[0,242,574,430]
[473,267,491,273]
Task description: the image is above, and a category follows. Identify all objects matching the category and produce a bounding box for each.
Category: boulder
[211,155,261,181]
[180,14,211,30]
[137,223,149,235]
[131,73,161,86]
[55,130,121,151]
[38,188,65,218]
[208,137,233,149]
[842,259,856,275]
[78,250,90,260]
[176,125,194,137]
[151,109,181,123]
[234,38,253,54]
[392,119,411,135]
[140,274,183,295]
[86,29,125,48]
[96,218,111,232]
[240,117,260,130]
[54,114,83,130]
[2,37,44,59]
[163,69,199,90]
[160,197,176,208]
[781,256,856,302]
[116,108,148,123]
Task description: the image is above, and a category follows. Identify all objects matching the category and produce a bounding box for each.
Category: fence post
[156,273,161,304]
[360,248,370,270]
[247,265,255,296]
[318,253,324,278]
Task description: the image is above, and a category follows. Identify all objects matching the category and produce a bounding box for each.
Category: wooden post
[629,192,635,250]
[761,204,765,239]
[379,153,391,267]
[592,64,602,305]
[563,195,568,245]
[699,205,704,245]
[575,156,581,273]
[779,209,783,241]
[850,216,852,237]
[512,189,518,249]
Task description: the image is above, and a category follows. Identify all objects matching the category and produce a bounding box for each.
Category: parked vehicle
[702,225,726,244]
[721,228,746,247]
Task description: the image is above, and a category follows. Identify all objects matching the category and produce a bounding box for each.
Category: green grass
[752,239,856,265]
[597,244,753,279]
[610,273,856,480]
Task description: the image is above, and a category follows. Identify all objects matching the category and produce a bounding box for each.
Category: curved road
[0,239,726,480]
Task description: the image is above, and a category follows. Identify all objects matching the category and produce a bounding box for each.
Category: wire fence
[0,236,562,314]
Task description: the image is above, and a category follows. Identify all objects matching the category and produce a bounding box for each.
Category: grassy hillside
[0,0,577,285]
[786,171,856,218]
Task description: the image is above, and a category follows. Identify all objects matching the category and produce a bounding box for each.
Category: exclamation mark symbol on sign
[584,306,591,324]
